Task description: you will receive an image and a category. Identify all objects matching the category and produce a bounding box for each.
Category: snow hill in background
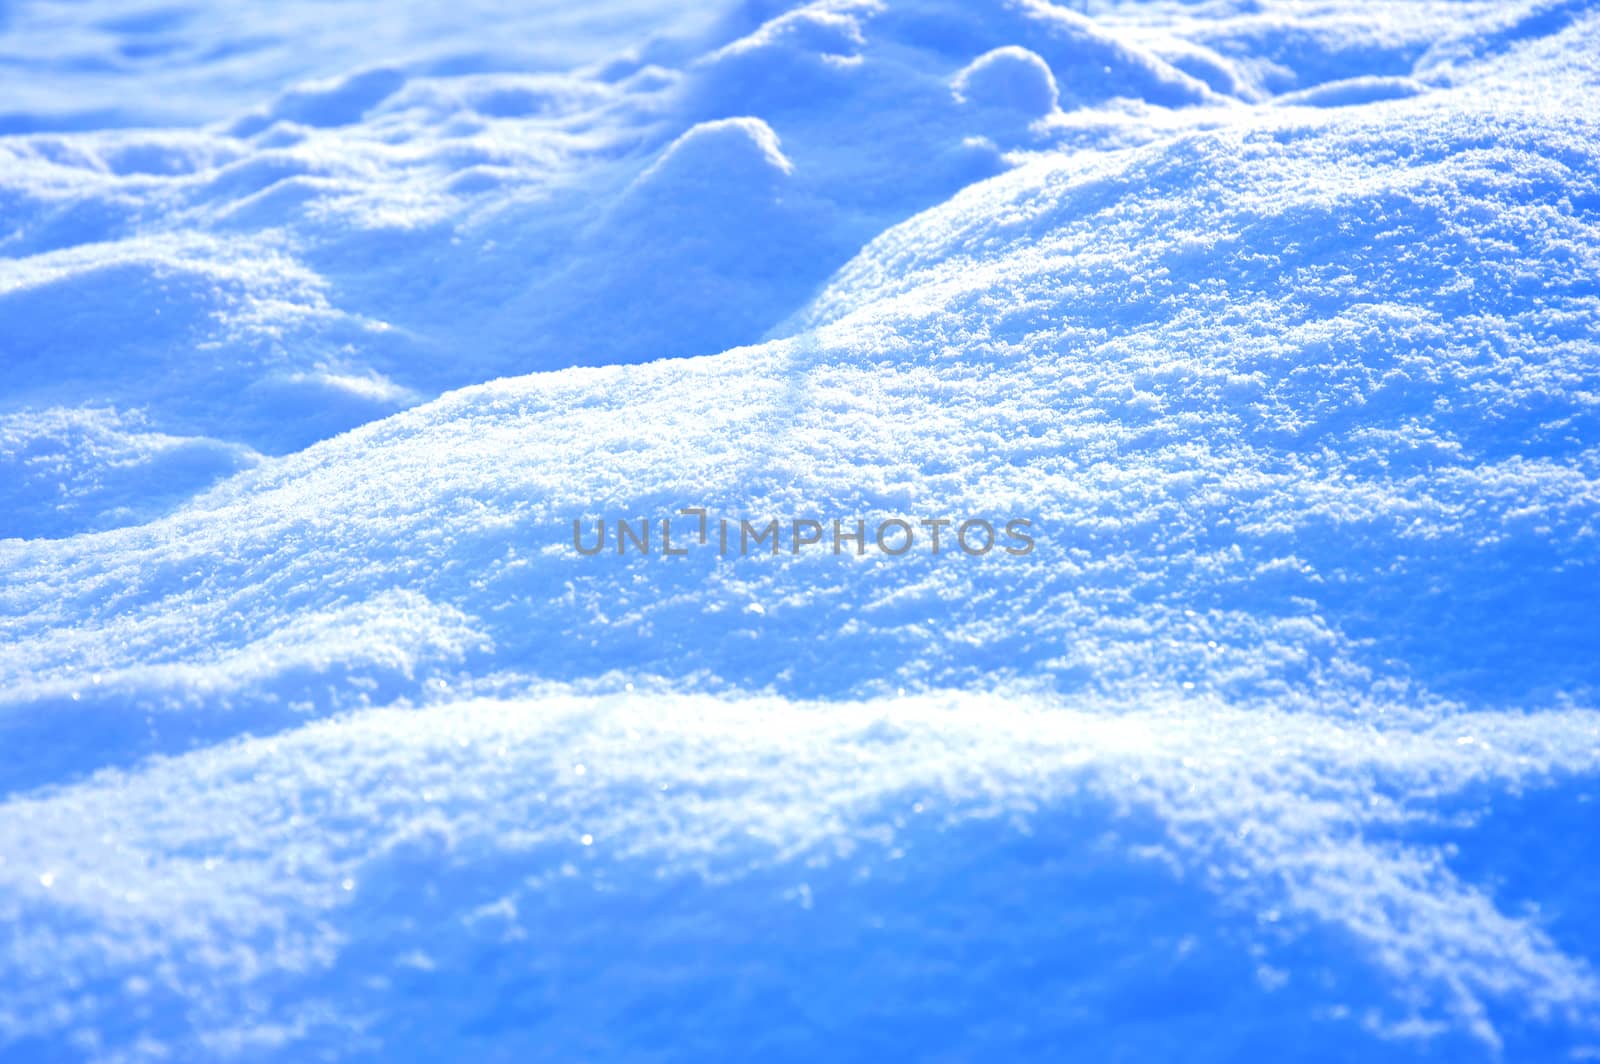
[2,0,1600,1060]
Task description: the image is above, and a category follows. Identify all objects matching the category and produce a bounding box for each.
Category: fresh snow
[2,0,1599,1060]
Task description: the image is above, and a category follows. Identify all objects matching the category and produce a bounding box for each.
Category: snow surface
[3,0,1600,1060]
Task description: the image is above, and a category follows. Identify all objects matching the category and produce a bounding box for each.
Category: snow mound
[952,46,1060,117]
[2,690,1598,1059]
[1003,0,1219,109]
[629,116,794,198]
[3,0,1600,1060]
[0,407,260,540]
[685,2,873,118]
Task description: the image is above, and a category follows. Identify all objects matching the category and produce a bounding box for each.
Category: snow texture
[2,0,1600,1060]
